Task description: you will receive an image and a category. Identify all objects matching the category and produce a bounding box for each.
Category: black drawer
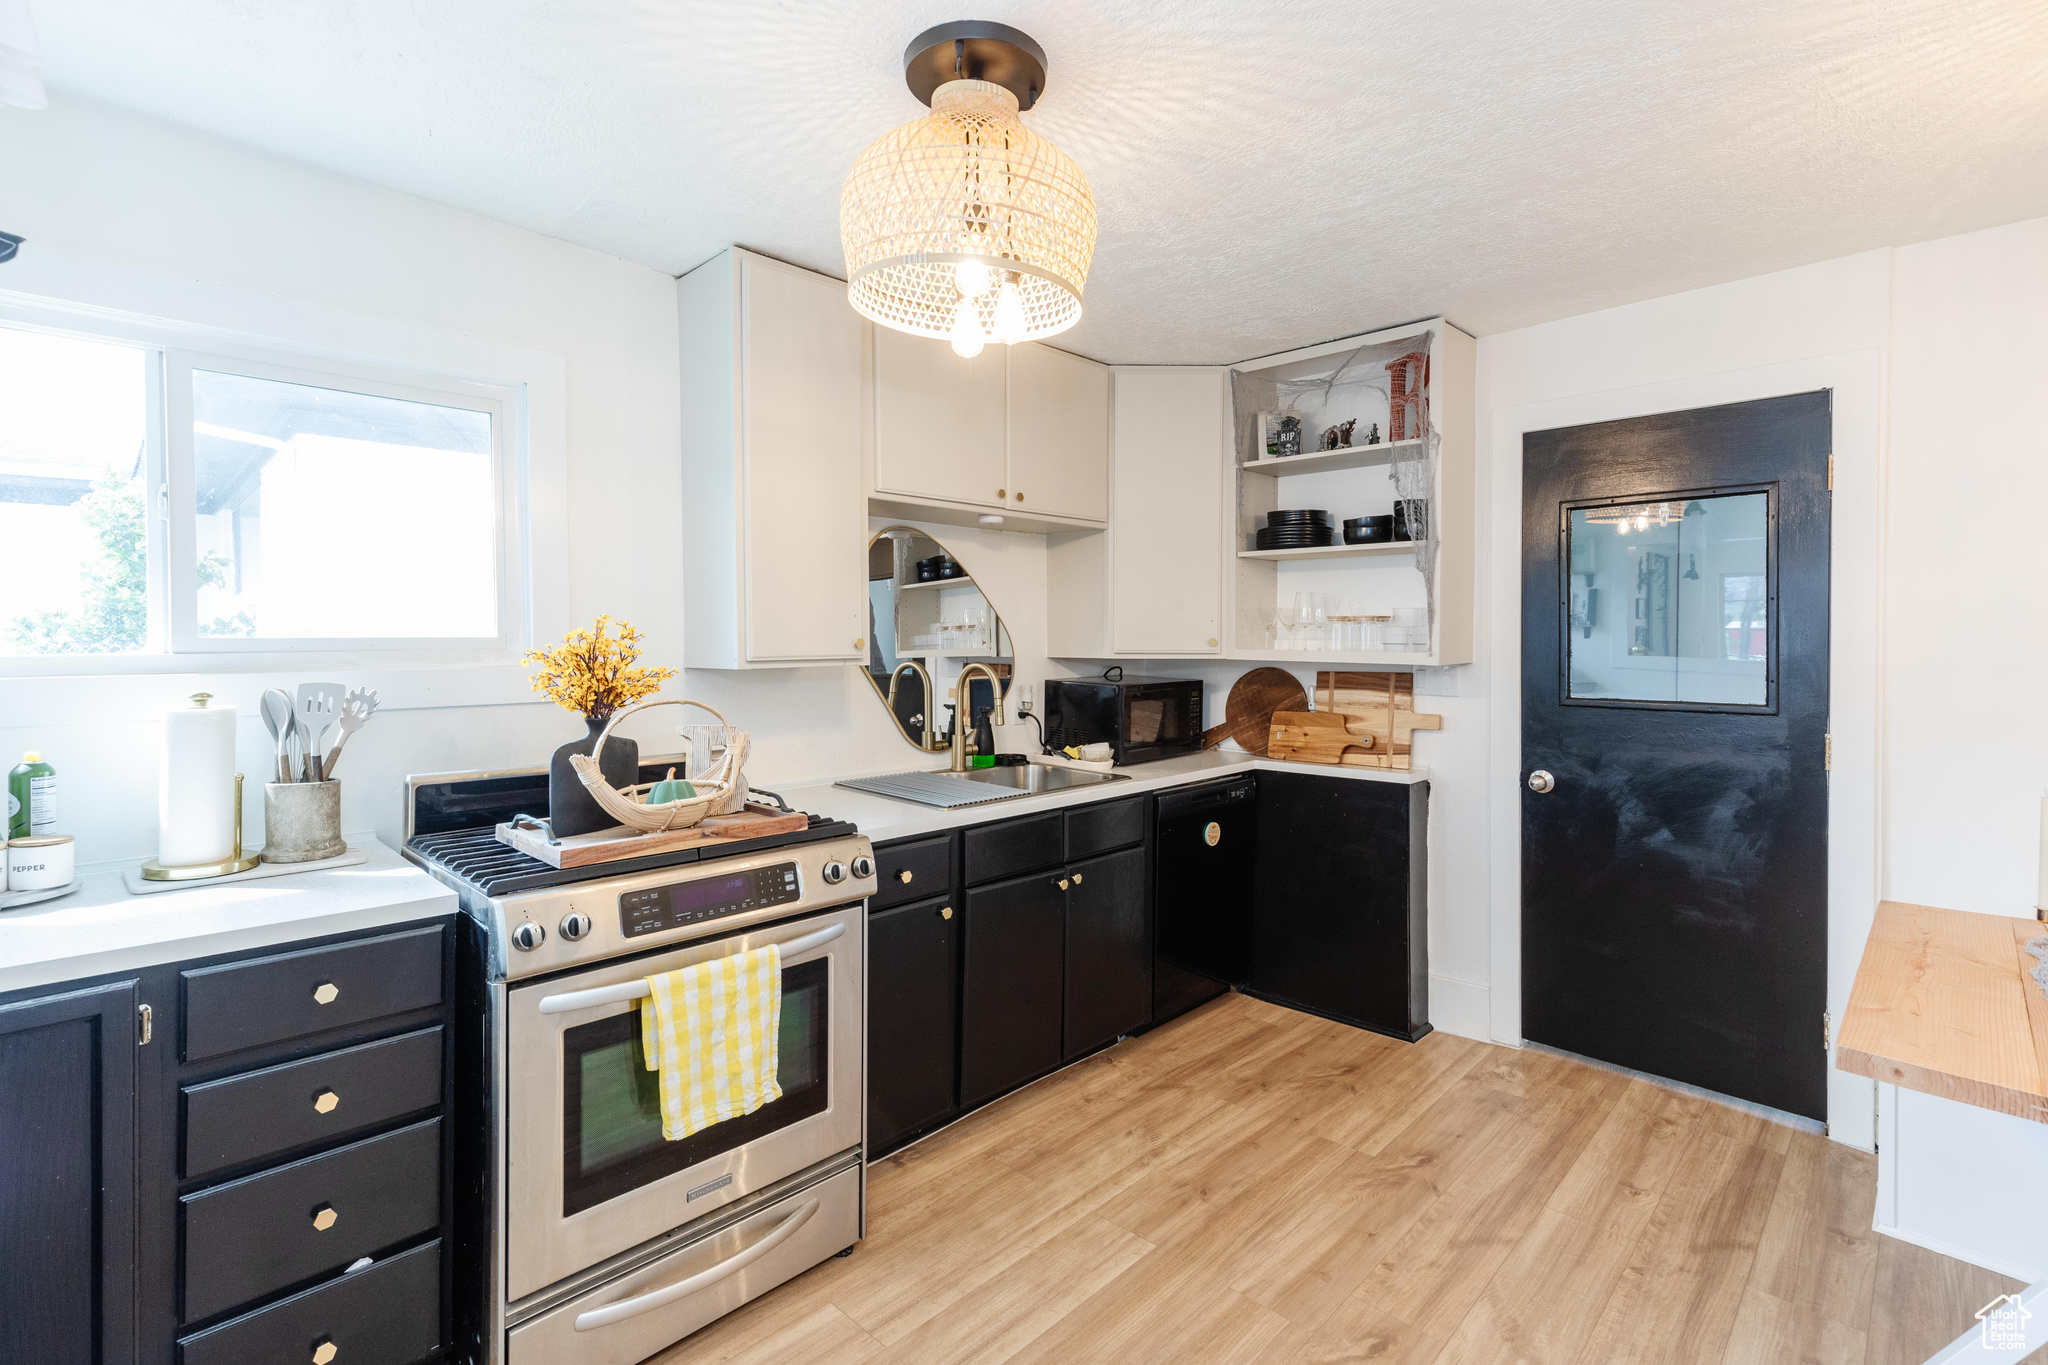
[178,1239,441,1365]
[964,812,1064,885]
[872,834,951,910]
[184,1027,444,1179]
[1065,795,1147,861]
[183,926,444,1063]
[182,1118,441,1323]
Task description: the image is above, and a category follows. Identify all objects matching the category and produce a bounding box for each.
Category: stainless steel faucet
[884,660,939,752]
[949,662,1007,772]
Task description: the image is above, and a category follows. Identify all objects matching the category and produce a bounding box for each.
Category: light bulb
[1616,521,1628,536]
[991,280,1027,344]
[955,258,992,298]
[949,297,985,359]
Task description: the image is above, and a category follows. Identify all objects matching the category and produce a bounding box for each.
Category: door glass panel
[1566,492,1768,705]
[560,957,829,1217]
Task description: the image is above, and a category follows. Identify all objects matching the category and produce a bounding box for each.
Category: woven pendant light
[841,23,1096,355]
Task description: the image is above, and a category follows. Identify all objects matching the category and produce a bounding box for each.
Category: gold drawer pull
[896,869,914,884]
[312,1203,338,1231]
[1072,874,1084,885]
[313,1340,338,1365]
[313,982,340,1005]
[1057,878,1070,891]
[314,1089,340,1114]
[940,906,953,920]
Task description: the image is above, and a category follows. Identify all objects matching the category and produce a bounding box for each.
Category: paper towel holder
[140,772,262,881]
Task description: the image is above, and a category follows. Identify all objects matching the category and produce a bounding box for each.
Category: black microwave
[1043,676,1204,766]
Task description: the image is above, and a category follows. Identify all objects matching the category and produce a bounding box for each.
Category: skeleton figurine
[1363,421,1381,445]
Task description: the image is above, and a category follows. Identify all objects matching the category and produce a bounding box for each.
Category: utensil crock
[262,781,346,863]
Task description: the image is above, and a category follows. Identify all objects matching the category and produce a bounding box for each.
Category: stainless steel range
[403,763,876,1365]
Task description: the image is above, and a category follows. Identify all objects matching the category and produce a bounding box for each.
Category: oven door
[504,903,863,1302]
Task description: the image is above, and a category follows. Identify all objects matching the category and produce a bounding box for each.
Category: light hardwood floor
[654,993,2038,1365]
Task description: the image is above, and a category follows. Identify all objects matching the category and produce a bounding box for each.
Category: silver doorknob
[560,912,594,941]
[850,855,874,879]
[1527,770,1556,793]
[511,921,546,951]
[822,861,847,885]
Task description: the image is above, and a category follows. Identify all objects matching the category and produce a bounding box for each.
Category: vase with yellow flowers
[525,617,677,837]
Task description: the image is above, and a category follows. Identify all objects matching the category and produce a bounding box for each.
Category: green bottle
[8,751,56,840]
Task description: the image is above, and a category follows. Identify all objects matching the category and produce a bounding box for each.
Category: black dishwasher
[1152,776,1257,1024]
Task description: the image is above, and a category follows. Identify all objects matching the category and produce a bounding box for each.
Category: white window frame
[0,300,531,676]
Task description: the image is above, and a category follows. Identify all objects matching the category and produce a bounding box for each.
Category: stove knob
[559,912,594,942]
[821,861,847,885]
[511,921,546,952]
[850,855,875,880]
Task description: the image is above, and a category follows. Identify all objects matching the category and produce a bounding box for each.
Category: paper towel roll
[159,694,237,866]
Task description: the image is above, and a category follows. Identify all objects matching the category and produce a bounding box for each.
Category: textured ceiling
[28,0,2048,363]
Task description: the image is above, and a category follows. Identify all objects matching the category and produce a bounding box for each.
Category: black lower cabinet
[1062,846,1150,1058]
[960,870,1066,1106]
[1250,772,1430,1040]
[866,894,960,1154]
[0,980,139,1365]
[177,1239,442,1365]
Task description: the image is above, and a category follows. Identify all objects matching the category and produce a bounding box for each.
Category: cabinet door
[740,253,867,662]
[1111,368,1225,654]
[866,896,960,1155]
[1063,846,1150,1058]
[1007,343,1109,521]
[959,871,1065,1107]
[0,981,138,1365]
[873,326,1007,508]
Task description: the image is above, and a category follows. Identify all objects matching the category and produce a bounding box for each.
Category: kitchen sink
[956,764,1129,793]
[835,763,1127,808]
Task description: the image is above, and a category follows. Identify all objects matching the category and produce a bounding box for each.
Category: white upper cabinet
[679,249,867,669]
[867,336,1110,533]
[872,327,1007,509]
[1110,367,1227,655]
[1006,343,1110,522]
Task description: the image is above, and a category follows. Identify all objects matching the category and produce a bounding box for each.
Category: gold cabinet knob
[1014,491,1024,502]
[997,488,1007,499]
[855,637,865,650]
[1072,874,1084,885]
[896,869,914,884]
[313,1089,339,1115]
[940,906,953,920]
[1056,878,1070,891]
[312,982,339,1005]
[312,1203,338,1231]
[1208,637,1218,647]
[312,1340,338,1365]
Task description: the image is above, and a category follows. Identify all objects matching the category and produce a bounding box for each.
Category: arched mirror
[864,526,1014,754]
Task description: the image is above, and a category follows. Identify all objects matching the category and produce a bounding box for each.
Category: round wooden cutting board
[1201,667,1308,757]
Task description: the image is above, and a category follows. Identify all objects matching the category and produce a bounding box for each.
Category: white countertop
[0,837,457,995]
[774,749,1427,845]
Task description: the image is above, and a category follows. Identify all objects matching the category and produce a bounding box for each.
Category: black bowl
[1343,515,1395,545]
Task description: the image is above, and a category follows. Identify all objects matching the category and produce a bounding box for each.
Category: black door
[1063,845,1150,1058]
[960,870,1065,1106]
[1250,772,1430,1041]
[0,980,139,1364]
[1522,391,1830,1119]
[866,895,960,1154]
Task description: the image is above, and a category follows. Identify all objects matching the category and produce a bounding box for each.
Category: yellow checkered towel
[640,944,783,1141]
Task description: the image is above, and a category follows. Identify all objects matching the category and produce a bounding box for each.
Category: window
[1564,489,1772,707]
[0,318,516,665]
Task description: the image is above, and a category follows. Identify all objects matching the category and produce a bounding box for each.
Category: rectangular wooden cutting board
[495,803,811,869]
[1267,671,1442,771]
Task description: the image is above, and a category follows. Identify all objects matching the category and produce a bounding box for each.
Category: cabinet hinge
[137,1002,153,1046]
[1824,732,1832,771]
[1826,454,1834,491]
[1823,1010,1831,1050]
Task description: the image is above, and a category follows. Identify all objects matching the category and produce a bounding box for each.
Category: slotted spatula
[296,682,344,782]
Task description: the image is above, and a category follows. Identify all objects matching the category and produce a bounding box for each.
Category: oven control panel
[619,861,802,939]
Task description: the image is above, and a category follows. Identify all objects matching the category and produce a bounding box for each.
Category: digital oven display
[618,862,800,939]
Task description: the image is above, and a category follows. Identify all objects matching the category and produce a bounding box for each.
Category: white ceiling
[31,0,2048,363]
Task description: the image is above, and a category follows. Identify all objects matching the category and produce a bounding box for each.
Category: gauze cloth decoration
[0,0,47,110]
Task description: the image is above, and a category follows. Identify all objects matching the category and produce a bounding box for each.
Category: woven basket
[567,699,750,833]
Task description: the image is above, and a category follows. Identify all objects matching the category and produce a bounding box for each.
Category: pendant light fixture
[841,21,1097,359]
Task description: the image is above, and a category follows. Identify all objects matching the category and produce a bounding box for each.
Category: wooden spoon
[1201,667,1308,757]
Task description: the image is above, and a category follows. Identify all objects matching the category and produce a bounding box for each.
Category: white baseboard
[1428,973,1491,1041]
[1874,1219,2044,1285]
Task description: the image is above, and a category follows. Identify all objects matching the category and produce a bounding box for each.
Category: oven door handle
[535,922,846,1015]
[571,1197,821,1331]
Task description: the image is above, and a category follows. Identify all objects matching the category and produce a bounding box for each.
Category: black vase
[548,715,639,838]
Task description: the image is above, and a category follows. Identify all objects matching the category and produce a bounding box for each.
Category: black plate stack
[1255,509,1338,550]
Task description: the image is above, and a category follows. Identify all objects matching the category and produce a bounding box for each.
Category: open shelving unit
[1225,317,1476,667]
